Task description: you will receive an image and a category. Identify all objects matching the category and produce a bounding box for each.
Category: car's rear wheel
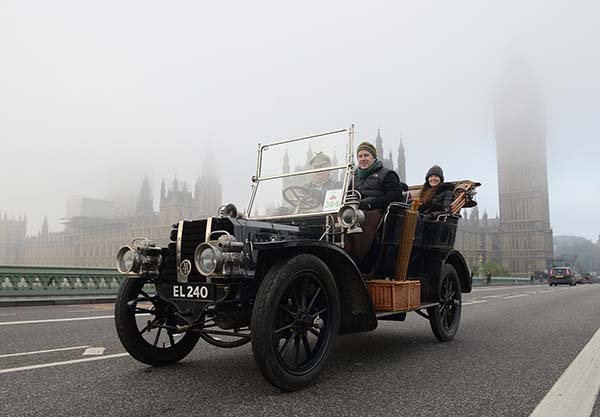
[251,254,340,391]
[115,278,200,365]
[428,264,462,342]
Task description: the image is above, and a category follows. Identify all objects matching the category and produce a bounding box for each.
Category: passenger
[418,165,454,221]
[305,152,342,204]
[345,141,408,264]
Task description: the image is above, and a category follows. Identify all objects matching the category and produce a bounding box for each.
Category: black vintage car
[114,127,477,391]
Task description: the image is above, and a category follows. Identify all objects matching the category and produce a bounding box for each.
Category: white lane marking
[530,327,600,417]
[66,309,108,313]
[0,345,90,359]
[503,294,530,299]
[83,347,105,356]
[471,286,529,292]
[0,313,150,326]
[0,313,17,317]
[0,315,114,326]
[482,293,512,298]
[463,300,488,306]
[0,353,130,374]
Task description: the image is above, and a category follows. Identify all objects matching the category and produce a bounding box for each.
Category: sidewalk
[0,295,117,307]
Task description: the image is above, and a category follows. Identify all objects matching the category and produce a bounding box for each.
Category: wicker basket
[367,279,421,312]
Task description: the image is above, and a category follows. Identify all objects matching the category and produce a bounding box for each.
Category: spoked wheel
[251,254,340,391]
[115,278,200,365]
[427,264,462,342]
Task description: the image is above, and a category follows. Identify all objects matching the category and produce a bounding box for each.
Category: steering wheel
[282,186,320,211]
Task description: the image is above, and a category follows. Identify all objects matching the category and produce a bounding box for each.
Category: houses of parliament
[0,75,555,275]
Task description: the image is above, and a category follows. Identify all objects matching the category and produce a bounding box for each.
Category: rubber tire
[251,254,340,391]
[428,264,462,342]
[115,278,200,366]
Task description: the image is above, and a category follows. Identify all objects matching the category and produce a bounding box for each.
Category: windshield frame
[246,126,355,220]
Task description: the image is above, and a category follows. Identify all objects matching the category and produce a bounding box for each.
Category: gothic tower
[194,155,223,218]
[0,213,27,264]
[136,177,154,215]
[375,129,384,164]
[397,138,406,183]
[495,67,553,274]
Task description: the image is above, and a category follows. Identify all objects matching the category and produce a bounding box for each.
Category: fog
[1,0,599,241]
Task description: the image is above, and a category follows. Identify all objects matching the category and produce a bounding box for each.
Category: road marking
[0,313,16,317]
[83,347,105,356]
[530,327,600,417]
[502,294,530,299]
[0,345,90,359]
[0,315,114,326]
[0,313,149,326]
[482,293,511,298]
[0,353,130,374]
[463,300,488,306]
[539,290,555,294]
[472,286,528,292]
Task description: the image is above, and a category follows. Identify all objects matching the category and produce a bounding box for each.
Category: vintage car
[113,127,477,391]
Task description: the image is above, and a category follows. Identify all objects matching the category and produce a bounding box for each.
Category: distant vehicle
[548,267,576,286]
[576,273,593,284]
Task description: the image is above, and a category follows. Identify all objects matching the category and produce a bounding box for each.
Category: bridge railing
[0,265,124,297]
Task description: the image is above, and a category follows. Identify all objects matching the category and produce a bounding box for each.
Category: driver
[305,152,342,205]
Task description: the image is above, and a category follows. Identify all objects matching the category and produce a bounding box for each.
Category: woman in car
[418,165,454,220]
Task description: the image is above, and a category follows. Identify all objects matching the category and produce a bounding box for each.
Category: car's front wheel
[114,278,200,365]
[251,254,340,391]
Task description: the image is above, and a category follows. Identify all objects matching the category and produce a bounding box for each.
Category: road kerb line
[0,353,130,374]
[530,327,600,417]
[0,345,90,358]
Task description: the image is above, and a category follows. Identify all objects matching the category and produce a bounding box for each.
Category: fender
[408,248,472,302]
[253,240,378,334]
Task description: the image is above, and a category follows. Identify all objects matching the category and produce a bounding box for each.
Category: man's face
[312,170,330,185]
[357,150,375,169]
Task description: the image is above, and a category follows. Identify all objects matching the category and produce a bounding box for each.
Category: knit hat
[425,165,444,182]
[309,152,332,168]
[357,141,377,158]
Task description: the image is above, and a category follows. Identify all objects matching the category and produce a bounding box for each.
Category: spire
[136,177,154,215]
[306,144,314,168]
[160,178,166,201]
[397,137,406,183]
[387,150,394,171]
[41,216,49,236]
[375,129,384,162]
[283,148,290,174]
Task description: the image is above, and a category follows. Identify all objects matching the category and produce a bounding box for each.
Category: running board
[375,301,438,320]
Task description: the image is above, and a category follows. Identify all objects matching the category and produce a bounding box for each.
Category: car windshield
[247,129,352,219]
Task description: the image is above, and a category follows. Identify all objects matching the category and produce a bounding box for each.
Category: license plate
[170,283,215,301]
[555,275,563,278]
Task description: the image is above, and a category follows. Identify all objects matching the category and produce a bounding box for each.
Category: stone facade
[1,173,222,268]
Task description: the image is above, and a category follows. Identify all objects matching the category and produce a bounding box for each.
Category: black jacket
[418,182,454,217]
[355,160,408,210]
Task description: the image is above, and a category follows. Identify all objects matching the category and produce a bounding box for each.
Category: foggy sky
[1,1,599,241]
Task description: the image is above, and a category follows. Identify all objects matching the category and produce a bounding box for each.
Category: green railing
[0,265,124,297]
